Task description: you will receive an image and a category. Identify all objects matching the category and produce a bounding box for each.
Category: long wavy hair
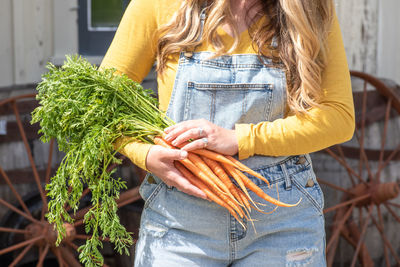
[156,0,334,115]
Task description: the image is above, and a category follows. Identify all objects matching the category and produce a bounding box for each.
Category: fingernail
[172,140,177,146]
[180,150,188,159]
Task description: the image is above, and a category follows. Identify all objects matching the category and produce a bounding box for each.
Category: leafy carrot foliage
[31,55,172,266]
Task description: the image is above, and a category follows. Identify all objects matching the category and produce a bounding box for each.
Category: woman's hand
[163,119,239,155]
[146,145,208,199]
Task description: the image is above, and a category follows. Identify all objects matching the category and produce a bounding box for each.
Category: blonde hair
[156,0,334,115]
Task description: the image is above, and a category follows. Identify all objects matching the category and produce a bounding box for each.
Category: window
[78,0,130,56]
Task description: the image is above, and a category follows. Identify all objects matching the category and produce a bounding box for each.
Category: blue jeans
[134,154,326,266]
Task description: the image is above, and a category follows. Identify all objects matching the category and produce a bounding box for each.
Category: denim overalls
[135,9,326,267]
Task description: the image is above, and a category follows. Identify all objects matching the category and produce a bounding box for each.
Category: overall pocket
[184,82,273,127]
[290,166,324,214]
[139,174,165,209]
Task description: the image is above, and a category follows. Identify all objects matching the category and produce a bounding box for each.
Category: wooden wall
[0,0,399,89]
[0,0,399,265]
[0,0,78,88]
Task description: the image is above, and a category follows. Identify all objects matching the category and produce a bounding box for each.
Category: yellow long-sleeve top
[101,0,355,171]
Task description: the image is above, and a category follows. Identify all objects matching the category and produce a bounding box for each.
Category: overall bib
[135,11,326,267]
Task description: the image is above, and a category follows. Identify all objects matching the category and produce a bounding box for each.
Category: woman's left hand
[163,119,239,155]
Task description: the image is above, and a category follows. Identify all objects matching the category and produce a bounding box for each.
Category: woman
[101,0,355,266]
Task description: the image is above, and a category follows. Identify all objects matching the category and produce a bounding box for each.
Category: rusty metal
[322,72,400,266]
[0,94,144,265]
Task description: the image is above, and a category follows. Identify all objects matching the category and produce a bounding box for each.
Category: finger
[163,121,188,135]
[180,138,209,151]
[171,128,204,147]
[164,121,199,141]
[158,147,188,161]
[170,172,208,199]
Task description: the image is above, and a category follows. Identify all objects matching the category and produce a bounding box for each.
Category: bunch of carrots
[153,135,300,228]
[32,55,299,266]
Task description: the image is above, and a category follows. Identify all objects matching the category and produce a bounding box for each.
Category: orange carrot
[235,187,251,212]
[154,137,232,199]
[200,156,244,206]
[191,149,238,168]
[222,163,259,209]
[187,153,238,203]
[225,155,270,187]
[174,162,245,223]
[232,167,301,207]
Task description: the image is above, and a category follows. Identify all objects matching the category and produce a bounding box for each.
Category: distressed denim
[134,51,326,266]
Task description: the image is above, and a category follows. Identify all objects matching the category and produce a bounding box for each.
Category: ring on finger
[201,137,208,148]
[198,127,204,138]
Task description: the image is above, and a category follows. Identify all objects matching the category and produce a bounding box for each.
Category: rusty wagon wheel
[0,93,144,266]
[318,72,400,267]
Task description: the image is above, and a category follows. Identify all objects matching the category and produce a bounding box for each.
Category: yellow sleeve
[235,14,355,159]
[113,136,152,172]
[100,0,160,171]
[100,0,158,83]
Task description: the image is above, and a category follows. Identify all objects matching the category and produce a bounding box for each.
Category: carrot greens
[31,55,172,266]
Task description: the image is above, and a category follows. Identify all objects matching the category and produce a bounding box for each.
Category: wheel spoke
[74,234,110,242]
[51,247,65,267]
[317,178,354,195]
[327,204,355,252]
[384,203,400,223]
[73,219,84,227]
[387,202,400,209]
[36,243,50,267]
[0,234,44,256]
[370,211,400,264]
[45,139,55,185]
[324,147,364,184]
[350,205,373,267]
[11,101,47,209]
[0,198,40,224]
[60,245,81,267]
[357,80,368,181]
[354,129,374,182]
[66,187,90,213]
[8,242,35,267]
[335,145,357,186]
[324,194,370,214]
[0,226,31,234]
[377,206,390,267]
[0,166,33,217]
[65,240,78,250]
[41,138,55,220]
[375,97,393,183]
[379,143,400,176]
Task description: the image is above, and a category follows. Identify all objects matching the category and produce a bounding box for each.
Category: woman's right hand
[145,145,208,199]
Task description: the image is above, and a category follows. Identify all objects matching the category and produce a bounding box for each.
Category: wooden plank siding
[0,1,399,265]
[0,0,399,90]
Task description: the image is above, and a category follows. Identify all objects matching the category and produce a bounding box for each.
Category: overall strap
[198,4,207,41]
[185,3,207,55]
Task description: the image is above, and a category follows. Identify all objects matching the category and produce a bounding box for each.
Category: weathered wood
[336,0,379,74]
[377,0,400,85]
[12,0,53,85]
[0,0,14,88]
[0,122,40,144]
[0,99,38,116]
[0,167,53,185]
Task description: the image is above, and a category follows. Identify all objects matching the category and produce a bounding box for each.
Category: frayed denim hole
[143,221,168,238]
[285,247,318,267]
